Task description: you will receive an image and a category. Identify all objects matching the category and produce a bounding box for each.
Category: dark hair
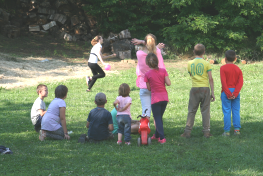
[36,84,47,95]
[225,50,236,62]
[146,53,159,69]
[55,85,68,98]
[118,83,130,97]
[194,44,205,56]
[91,35,102,46]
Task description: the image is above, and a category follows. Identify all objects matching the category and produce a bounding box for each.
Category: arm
[59,107,70,140]
[102,53,116,60]
[157,43,165,49]
[86,121,90,128]
[108,124,113,131]
[113,99,120,109]
[165,76,171,86]
[146,82,151,91]
[220,67,232,98]
[96,47,106,65]
[117,103,131,112]
[38,109,46,117]
[232,70,244,98]
[208,71,215,102]
[131,38,145,45]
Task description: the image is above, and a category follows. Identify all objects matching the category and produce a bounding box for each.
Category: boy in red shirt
[220,50,243,136]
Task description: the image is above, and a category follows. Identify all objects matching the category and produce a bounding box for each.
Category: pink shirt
[136,47,166,89]
[116,96,132,119]
[144,68,169,104]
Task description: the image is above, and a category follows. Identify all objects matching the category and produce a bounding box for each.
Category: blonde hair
[146,53,159,69]
[36,84,47,95]
[91,35,102,46]
[118,83,130,97]
[144,34,157,55]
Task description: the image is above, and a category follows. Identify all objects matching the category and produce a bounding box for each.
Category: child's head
[95,92,107,106]
[91,35,103,46]
[118,83,130,97]
[146,53,159,69]
[225,50,236,62]
[193,44,205,56]
[36,84,48,97]
[144,33,157,54]
[55,85,68,99]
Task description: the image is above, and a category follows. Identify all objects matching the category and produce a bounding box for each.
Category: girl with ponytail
[86,36,116,92]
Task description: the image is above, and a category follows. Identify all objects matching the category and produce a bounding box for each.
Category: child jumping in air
[144,53,171,144]
[220,50,243,136]
[31,84,48,133]
[113,83,132,145]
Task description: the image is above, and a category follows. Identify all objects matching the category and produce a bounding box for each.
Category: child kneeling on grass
[144,53,171,144]
[113,83,133,145]
[31,84,48,133]
[86,92,114,142]
[39,85,70,141]
[220,50,243,136]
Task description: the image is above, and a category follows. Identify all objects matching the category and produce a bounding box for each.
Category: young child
[31,84,48,133]
[86,92,114,141]
[113,83,132,145]
[144,53,171,144]
[40,85,70,141]
[220,50,243,136]
[181,44,215,138]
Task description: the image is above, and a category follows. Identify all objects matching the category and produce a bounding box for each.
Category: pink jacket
[136,47,166,89]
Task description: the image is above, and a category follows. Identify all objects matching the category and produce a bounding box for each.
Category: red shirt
[220,63,243,98]
[144,68,169,104]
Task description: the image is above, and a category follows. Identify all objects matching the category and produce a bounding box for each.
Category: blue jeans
[117,115,131,142]
[151,101,168,140]
[221,88,241,131]
[139,89,151,117]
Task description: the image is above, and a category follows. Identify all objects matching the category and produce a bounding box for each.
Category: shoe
[86,89,91,92]
[222,132,230,136]
[158,138,166,144]
[117,140,122,145]
[151,134,160,140]
[86,76,90,86]
[234,130,240,136]
[204,132,213,138]
[181,132,191,138]
[78,134,87,143]
[39,130,46,141]
[125,142,131,145]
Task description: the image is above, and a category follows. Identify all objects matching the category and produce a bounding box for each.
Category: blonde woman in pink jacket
[132,34,166,120]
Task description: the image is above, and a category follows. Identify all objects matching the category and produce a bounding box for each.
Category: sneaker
[86,76,90,86]
[151,134,160,140]
[234,130,240,136]
[181,132,191,138]
[222,132,230,136]
[158,138,166,144]
[117,140,122,145]
[204,132,213,138]
[125,142,131,145]
[39,130,46,141]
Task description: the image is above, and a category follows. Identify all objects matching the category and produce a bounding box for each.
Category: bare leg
[118,133,122,141]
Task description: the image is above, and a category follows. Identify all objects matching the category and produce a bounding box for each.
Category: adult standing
[132,34,166,119]
[86,36,116,92]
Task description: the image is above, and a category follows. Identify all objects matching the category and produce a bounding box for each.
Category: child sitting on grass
[31,84,48,133]
[113,83,132,145]
[220,50,243,136]
[39,85,70,141]
[86,92,114,142]
[144,53,171,144]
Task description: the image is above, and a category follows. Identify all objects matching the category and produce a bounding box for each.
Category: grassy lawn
[1,62,263,175]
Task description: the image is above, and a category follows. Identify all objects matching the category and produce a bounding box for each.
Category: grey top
[31,97,46,125]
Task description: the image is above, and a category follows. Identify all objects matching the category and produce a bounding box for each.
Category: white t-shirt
[88,43,102,63]
[31,97,46,125]
[41,98,66,131]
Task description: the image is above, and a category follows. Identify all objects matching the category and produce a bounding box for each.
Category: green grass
[1,62,263,175]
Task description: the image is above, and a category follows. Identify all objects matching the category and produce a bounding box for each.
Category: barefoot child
[113,83,132,145]
[181,44,215,138]
[39,85,70,141]
[220,50,243,136]
[31,84,48,132]
[144,53,171,144]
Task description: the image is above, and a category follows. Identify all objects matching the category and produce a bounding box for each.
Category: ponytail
[91,35,102,46]
[144,34,157,55]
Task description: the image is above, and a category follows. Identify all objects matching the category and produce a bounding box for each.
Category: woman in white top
[86,35,116,92]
